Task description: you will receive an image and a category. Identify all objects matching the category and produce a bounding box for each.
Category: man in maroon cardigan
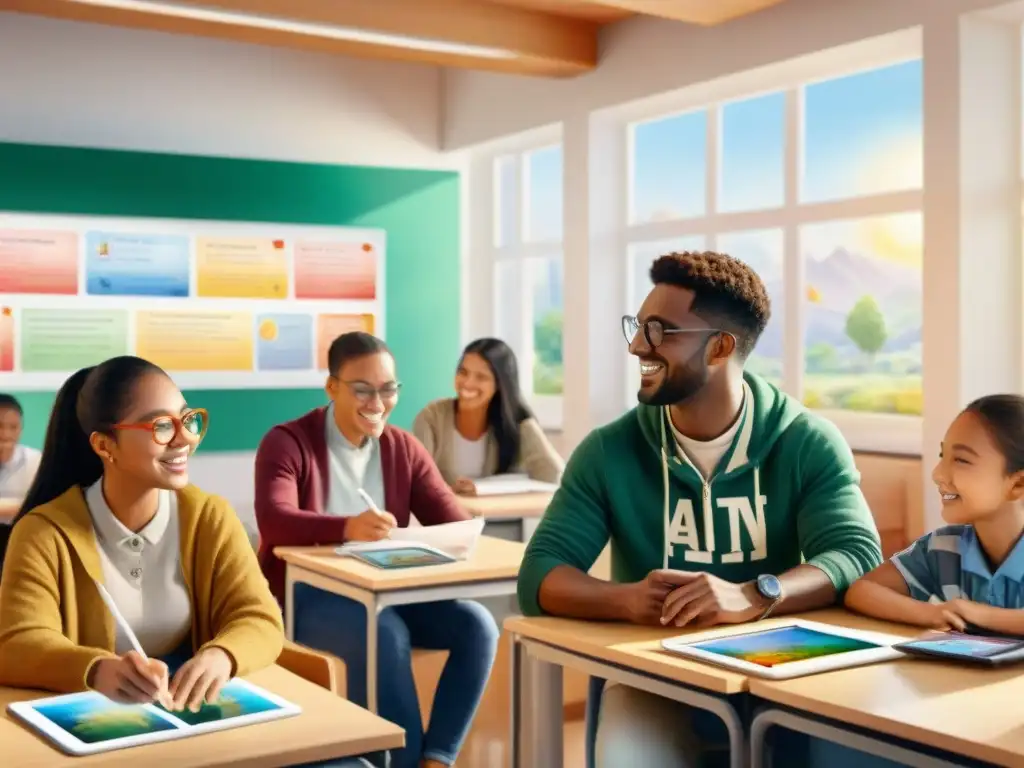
[254,332,498,768]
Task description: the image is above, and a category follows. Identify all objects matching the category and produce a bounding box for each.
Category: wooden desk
[458,493,552,541]
[276,535,525,714]
[1,665,404,768]
[506,609,919,768]
[749,646,1024,767]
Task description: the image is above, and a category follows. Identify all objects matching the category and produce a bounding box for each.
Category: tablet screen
[356,547,454,569]
[27,678,288,745]
[899,632,1023,659]
[690,625,881,667]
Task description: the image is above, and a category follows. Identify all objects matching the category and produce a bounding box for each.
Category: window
[625,58,923,446]
[488,143,564,426]
[801,214,922,415]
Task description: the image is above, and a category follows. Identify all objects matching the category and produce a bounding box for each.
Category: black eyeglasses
[621,315,728,348]
[343,381,402,403]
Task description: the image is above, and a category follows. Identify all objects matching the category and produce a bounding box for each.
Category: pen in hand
[357,488,384,517]
[94,580,173,709]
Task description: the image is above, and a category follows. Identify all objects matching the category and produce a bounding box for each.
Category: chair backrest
[276,641,347,698]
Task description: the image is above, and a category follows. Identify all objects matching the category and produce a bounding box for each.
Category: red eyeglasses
[112,408,209,446]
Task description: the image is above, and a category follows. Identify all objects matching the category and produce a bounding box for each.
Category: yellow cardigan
[0,485,284,693]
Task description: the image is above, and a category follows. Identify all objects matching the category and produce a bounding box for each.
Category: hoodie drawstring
[659,412,670,569]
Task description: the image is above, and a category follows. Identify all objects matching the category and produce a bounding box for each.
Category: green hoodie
[518,373,882,616]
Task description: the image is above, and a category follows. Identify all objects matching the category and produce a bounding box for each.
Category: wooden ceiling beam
[570,0,787,25]
[0,0,599,76]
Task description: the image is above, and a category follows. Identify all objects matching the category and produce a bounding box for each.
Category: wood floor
[411,632,587,768]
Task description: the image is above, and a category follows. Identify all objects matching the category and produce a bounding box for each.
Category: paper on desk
[472,474,558,497]
[336,517,485,561]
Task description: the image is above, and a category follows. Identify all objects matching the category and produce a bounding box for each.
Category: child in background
[846,394,1024,633]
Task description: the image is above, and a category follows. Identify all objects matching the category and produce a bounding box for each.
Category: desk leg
[511,633,563,768]
[284,567,296,642]
[750,707,967,768]
[366,595,381,715]
[521,516,540,543]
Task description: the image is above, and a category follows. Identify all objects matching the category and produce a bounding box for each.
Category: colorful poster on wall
[0,213,385,390]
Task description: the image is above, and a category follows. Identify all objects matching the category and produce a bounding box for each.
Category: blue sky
[630,59,923,222]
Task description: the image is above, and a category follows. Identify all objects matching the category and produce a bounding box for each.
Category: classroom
[1,0,1024,765]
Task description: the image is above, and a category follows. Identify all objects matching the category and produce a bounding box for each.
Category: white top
[85,481,193,657]
[668,399,745,481]
[324,402,385,517]
[451,431,488,479]
[0,444,41,499]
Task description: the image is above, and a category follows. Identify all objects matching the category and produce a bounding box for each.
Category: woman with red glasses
[0,355,284,715]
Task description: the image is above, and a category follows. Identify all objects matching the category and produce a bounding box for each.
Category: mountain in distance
[746,246,920,359]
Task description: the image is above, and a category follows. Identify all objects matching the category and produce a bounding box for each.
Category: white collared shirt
[85,481,193,656]
[0,444,41,499]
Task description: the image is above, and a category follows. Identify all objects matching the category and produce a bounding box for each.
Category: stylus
[94,580,149,661]
[357,488,385,518]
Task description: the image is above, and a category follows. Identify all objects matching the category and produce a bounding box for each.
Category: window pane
[801,60,923,202]
[719,93,785,212]
[493,259,522,345]
[801,214,922,415]
[524,146,563,242]
[630,111,707,224]
[627,236,708,315]
[494,156,518,248]
[716,229,784,384]
[529,257,563,395]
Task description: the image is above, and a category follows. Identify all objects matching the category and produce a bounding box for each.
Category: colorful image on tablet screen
[360,548,452,568]
[692,626,880,667]
[902,635,1017,658]
[155,678,283,726]
[32,697,176,744]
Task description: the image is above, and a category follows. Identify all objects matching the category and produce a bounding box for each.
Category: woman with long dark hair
[413,337,563,495]
[0,356,284,713]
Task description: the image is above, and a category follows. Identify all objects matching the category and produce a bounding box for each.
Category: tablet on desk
[346,545,457,570]
[895,631,1024,666]
[661,619,906,679]
[8,678,300,756]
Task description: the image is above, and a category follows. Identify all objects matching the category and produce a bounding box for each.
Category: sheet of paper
[472,473,558,496]
[336,517,485,561]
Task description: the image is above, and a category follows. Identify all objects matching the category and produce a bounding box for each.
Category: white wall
[0,12,465,535]
[0,13,454,169]
[442,0,1009,149]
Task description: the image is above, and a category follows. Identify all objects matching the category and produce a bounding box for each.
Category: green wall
[0,142,461,451]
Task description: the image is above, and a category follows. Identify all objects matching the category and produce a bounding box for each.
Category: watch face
[757,574,783,601]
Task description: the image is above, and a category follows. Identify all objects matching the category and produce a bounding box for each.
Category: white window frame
[616,30,923,455]
[470,126,564,430]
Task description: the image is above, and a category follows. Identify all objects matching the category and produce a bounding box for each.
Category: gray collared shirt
[324,403,385,517]
[86,481,192,656]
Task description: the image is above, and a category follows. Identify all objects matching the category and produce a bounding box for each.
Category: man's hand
[345,509,397,541]
[661,573,768,628]
[623,569,698,625]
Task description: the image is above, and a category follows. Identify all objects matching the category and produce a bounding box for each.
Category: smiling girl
[412,337,563,495]
[845,394,1024,633]
[0,356,283,711]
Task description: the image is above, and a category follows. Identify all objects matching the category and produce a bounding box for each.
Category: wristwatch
[755,574,783,620]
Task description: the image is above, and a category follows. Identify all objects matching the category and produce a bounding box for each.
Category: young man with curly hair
[518,251,884,767]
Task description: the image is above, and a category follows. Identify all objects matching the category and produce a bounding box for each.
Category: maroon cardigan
[254,406,469,603]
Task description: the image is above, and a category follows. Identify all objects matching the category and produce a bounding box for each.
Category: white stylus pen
[357,488,384,517]
[94,580,149,661]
